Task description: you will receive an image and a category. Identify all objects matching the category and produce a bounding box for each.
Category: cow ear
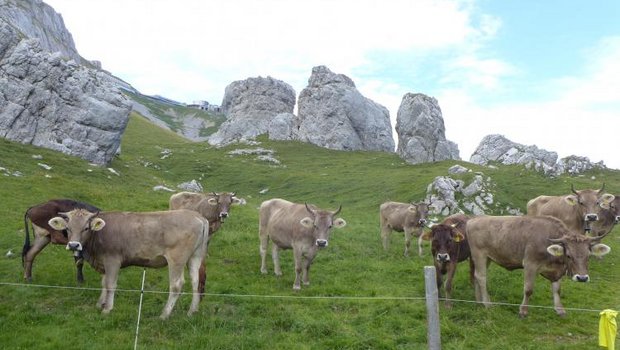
[421,230,432,241]
[90,218,106,231]
[600,194,615,208]
[232,197,245,205]
[546,244,565,257]
[453,231,465,242]
[333,218,347,228]
[564,195,578,206]
[48,217,67,230]
[300,217,314,228]
[207,197,218,206]
[407,206,417,213]
[591,243,611,257]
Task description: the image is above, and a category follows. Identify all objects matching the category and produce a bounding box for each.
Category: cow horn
[598,183,606,194]
[58,211,69,219]
[305,202,315,215]
[571,184,578,195]
[231,192,236,197]
[548,237,566,244]
[333,205,342,216]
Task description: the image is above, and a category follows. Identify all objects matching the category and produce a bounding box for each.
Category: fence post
[424,266,441,350]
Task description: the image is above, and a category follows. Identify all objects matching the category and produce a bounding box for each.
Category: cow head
[48,209,105,253]
[546,234,610,282]
[421,223,465,262]
[206,192,243,221]
[565,184,615,229]
[408,202,430,227]
[299,203,346,248]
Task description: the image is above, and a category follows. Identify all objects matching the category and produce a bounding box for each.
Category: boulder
[296,66,394,152]
[208,76,296,146]
[0,18,131,165]
[396,93,460,164]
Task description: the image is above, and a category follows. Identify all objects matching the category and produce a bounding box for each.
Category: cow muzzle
[585,214,598,222]
[219,212,229,219]
[418,219,427,226]
[436,253,450,262]
[66,241,82,252]
[615,216,620,224]
[316,239,328,248]
[572,274,590,282]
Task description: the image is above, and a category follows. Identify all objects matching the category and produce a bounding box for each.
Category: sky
[44,0,620,169]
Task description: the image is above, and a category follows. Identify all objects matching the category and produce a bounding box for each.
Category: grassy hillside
[1,113,619,349]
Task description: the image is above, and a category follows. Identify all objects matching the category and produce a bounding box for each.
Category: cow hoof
[260,269,268,274]
[275,272,283,277]
[303,281,310,286]
[102,309,112,315]
[293,285,301,291]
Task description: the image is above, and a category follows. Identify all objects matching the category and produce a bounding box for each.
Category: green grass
[1,113,619,349]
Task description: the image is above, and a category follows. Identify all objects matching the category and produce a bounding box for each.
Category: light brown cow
[259,199,346,290]
[48,209,209,319]
[169,191,243,234]
[379,201,429,257]
[527,184,615,235]
[466,215,610,318]
[590,195,620,236]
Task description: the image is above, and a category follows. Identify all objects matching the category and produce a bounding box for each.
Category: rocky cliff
[296,66,394,152]
[0,5,131,165]
[396,93,460,164]
[470,134,605,176]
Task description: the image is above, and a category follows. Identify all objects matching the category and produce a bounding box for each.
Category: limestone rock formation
[0,17,131,165]
[208,76,296,146]
[396,93,460,164]
[470,134,605,176]
[296,66,394,152]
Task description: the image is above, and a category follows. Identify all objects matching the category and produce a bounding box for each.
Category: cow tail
[198,218,210,298]
[22,208,32,266]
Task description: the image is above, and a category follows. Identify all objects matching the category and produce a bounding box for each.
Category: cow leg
[187,255,203,316]
[416,228,424,257]
[380,226,391,251]
[75,255,85,285]
[97,274,108,309]
[444,262,458,309]
[271,244,282,276]
[161,263,185,320]
[100,261,121,314]
[260,237,269,274]
[302,251,317,286]
[403,229,413,257]
[519,267,537,318]
[472,254,490,306]
[22,228,51,282]
[551,281,566,317]
[292,247,303,290]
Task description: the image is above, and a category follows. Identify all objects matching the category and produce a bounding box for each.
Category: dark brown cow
[22,199,100,283]
[379,201,429,257]
[169,191,243,234]
[421,213,472,308]
[591,196,620,236]
[48,209,209,319]
[466,215,610,317]
[527,184,615,235]
[259,199,346,290]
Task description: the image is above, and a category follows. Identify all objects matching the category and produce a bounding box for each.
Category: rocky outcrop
[208,76,296,146]
[0,0,83,64]
[470,134,605,176]
[0,18,131,165]
[396,93,460,164]
[296,66,394,152]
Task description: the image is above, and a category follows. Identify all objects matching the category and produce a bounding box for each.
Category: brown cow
[527,184,615,235]
[259,199,346,290]
[379,201,429,257]
[466,215,610,317]
[590,196,620,236]
[169,191,243,234]
[22,199,100,283]
[421,213,472,308]
[48,209,209,319]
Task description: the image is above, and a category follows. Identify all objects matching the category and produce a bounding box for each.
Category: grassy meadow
[1,113,619,349]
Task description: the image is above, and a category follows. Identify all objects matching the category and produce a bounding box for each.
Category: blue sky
[44,0,620,169]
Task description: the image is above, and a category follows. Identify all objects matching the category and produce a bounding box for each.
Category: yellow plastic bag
[599,309,618,349]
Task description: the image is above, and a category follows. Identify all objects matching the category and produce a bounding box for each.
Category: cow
[420,213,472,308]
[22,199,100,283]
[466,215,610,318]
[527,184,616,235]
[379,201,429,257]
[259,199,346,290]
[169,191,243,235]
[48,208,209,319]
[590,195,620,236]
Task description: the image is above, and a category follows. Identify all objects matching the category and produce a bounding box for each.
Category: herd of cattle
[19,185,620,319]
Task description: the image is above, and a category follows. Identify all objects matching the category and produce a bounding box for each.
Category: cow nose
[418,219,427,226]
[66,241,82,251]
[316,239,328,247]
[573,275,590,282]
[436,253,450,262]
[615,216,620,224]
[219,212,228,219]
[586,214,598,222]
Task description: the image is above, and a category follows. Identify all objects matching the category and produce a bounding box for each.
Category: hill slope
[0,113,619,349]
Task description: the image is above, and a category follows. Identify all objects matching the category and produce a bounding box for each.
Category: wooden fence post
[424,266,441,350]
